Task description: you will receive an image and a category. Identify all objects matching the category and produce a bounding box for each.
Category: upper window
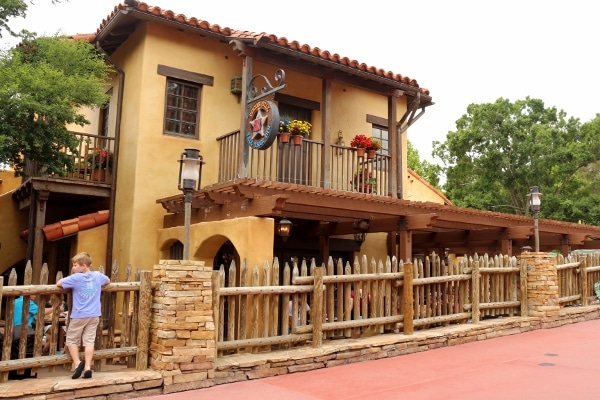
[164,79,200,137]
[278,102,312,122]
[371,125,389,155]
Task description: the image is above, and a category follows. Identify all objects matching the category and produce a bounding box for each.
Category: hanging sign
[246,100,280,150]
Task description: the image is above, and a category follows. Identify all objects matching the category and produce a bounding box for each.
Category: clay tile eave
[97,2,433,97]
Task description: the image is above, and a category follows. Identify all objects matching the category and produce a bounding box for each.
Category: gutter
[95,43,125,278]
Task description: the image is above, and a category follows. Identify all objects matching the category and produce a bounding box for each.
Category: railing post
[402,262,414,335]
[136,270,151,370]
[312,266,323,348]
[471,259,480,324]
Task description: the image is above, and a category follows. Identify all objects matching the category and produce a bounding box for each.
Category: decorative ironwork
[247,69,286,104]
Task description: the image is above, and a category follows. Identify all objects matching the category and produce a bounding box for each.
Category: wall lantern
[230,76,243,95]
[276,218,293,241]
[354,232,367,244]
[353,219,369,244]
[177,148,204,260]
[527,186,542,252]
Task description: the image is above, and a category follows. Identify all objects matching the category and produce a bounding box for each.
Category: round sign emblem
[246,100,280,150]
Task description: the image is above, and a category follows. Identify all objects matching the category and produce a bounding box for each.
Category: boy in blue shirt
[57,252,110,379]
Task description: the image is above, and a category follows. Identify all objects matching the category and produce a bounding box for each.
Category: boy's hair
[71,252,92,267]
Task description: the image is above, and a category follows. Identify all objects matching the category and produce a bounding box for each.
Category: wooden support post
[402,262,414,335]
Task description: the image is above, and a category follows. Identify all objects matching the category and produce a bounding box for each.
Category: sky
[3,0,599,164]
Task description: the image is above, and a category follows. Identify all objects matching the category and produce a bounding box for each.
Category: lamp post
[528,186,542,252]
[178,148,203,260]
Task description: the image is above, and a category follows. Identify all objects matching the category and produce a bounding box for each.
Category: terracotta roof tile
[95,2,429,95]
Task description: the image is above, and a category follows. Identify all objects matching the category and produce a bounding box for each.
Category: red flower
[350,134,371,148]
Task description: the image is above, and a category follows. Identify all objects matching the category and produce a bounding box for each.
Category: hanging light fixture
[276,218,292,241]
[353,219,369,244]
[354,232,367,244]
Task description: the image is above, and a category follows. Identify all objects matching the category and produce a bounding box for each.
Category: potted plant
[350,134,371,157]
[279,115,291,143]
[351,168,377,194]
[288,119,312,145]
[367,138,382,159]
[87,148,113,181]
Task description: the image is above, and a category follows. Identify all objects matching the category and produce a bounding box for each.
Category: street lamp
[527,186,542,252]
[178,148,203,260]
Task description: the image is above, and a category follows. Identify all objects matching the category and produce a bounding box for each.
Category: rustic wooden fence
[556,251,600,307]
[212,251,600,356]
[0,261,151,382]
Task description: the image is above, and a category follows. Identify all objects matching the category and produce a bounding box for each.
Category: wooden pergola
[158,178,600,259]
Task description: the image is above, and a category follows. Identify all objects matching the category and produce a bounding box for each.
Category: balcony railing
[217,131,390,196]
[22,132,115,185]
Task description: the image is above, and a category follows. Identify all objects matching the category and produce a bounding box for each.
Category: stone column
[150,260,215,393]
[521,252,559,319]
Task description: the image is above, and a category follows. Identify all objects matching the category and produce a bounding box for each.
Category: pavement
[140,318,600,400]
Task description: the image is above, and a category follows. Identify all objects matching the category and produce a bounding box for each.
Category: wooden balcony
[20,132,115,186]
[12,132,115,209]
[217,131,391,196]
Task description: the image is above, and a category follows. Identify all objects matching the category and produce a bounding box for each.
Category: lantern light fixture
[276,218,293,241]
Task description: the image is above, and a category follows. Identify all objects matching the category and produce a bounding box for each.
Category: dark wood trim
[366,114,388,127]
[275,93,320,111]
[157,64,214,86]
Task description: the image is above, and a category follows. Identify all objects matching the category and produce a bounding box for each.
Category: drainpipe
[96,44,124,279]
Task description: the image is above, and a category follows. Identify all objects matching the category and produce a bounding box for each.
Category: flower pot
[92,168,106,181]
[367,149,376,159]
[358,183,373,194]
[292,134,304,146]
[355,147,365,157]
[279,132,290,143]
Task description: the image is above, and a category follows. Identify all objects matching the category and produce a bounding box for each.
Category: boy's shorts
[65,317,99,347]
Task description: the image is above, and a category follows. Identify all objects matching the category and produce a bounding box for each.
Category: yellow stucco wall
[157,216,274,269]
[405,170,448,204]
[0,170,22,195]
[75,225,108,272]
[0,190,28,270]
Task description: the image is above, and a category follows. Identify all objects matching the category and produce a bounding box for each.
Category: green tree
[432,97,600,225]
[407,140,442,189]
[0,35,112,175]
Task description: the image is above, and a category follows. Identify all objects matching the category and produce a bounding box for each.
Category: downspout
[96,43,124,279]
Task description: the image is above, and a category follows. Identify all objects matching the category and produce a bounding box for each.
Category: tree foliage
[407,140,442,189]
[432,97,600,225]
[0,35,112,175]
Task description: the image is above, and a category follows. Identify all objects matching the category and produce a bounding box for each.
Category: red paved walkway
[141,318,600,399]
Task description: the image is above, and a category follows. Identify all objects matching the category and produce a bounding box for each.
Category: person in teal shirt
[13,294,52,341]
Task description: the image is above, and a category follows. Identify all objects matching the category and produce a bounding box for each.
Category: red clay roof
[19,210,109,242]
[94,2,429,96]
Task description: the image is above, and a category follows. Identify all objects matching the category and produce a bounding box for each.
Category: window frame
[163,78,201,138]
[157,65,214,139]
